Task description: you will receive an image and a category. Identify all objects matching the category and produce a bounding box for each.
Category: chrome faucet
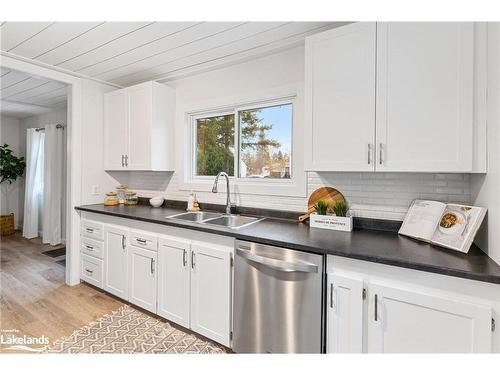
[212,172,232,215]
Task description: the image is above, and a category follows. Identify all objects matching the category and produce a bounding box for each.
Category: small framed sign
[309,213,353,232]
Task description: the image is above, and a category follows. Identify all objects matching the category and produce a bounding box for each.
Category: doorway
[1,68,68,267]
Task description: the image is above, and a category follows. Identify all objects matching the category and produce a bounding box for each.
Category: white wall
[0,116,22,228]
[472,23,500,265]
[81,80,119,204]
[112,46,473,221]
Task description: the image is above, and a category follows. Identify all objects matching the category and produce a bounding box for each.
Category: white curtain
[22,129,45,239]
[42,124,64,245]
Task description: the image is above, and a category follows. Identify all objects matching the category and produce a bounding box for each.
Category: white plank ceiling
[0,21,346,86]
[0,67,67,119]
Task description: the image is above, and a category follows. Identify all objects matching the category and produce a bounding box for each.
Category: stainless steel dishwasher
[233,240,325,353]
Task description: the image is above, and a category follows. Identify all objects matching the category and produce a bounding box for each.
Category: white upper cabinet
[305,22,485,172]
[305,22,376,171]
[367,281,492,353]
[103,90,128,171]
[376,23,474,172]
[103,81,175,171]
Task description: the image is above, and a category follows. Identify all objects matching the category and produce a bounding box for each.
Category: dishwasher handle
[236,247,318,273]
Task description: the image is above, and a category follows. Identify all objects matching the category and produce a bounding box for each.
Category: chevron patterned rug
[43,305,227,354]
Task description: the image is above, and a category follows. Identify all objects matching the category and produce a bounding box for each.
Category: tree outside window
[194,102,292,180]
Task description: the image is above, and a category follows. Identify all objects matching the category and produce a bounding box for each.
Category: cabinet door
[103,225,129,300]
[128,246,157,313]
[157,236,191,328]
[127,83,152,170]
[367,281,492,353]
[103,89,128,170]
[327,274,364,353]
[190,242,232,347]
[376,22,474,171]
[305,22,376,171]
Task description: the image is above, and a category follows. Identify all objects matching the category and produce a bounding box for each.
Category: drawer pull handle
[86,228,94,233]
[122,235,126,250]
[150,258,155,274]
[191,251,195,269]
[85,245,94,251]
[136,238,147,244]
[183,249,187,267]
[85,268,93,274]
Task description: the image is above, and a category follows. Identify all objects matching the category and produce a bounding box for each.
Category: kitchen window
[193,101,293,180]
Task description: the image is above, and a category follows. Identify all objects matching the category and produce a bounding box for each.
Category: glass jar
[116,184,127,204]
[125,191,138,206]
[104,192,119,206]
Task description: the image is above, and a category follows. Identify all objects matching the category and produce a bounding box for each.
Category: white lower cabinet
[327,256,496,353]
[157,236,191,327]
[103,224,129,300]
[128,246,157,313]
[157,237,233,347]
[81,215,233,348]
[190,242,232,347]
[326,274,364,353]
[367,281,492,353]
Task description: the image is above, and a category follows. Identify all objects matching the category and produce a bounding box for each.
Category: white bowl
[149,197,164,208]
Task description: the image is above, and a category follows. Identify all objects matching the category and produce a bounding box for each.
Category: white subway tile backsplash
[115,170,471,221]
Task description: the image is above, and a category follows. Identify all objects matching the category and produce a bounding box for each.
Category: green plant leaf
[0,144,26,184]
[331,200,350,217]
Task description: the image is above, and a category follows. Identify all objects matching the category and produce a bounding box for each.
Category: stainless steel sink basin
[167,211,222,222]
[203,214,265,229]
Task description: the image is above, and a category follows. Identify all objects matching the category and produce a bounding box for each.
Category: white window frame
[181,94,306,197]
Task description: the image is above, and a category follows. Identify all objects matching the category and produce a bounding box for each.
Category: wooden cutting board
[298,187,345,222]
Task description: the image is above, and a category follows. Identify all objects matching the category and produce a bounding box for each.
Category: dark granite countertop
[75,204,500,285]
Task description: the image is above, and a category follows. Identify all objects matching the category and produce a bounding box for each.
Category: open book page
[431,204,487,253]
[399,200,447,242]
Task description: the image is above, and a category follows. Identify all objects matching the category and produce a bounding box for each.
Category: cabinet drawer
[81,254,103,288]
[81,220,104,241]
[80,237,103,259]
[129,231,157,251]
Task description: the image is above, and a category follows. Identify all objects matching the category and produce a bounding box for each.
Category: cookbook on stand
[399,200,487,253]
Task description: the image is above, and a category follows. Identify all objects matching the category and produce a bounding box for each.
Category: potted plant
[310,199,353,232]
[0,144,26,236]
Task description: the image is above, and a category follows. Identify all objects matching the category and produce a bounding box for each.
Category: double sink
[166,211,265,229]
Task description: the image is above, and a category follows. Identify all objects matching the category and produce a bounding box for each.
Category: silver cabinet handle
[368,143,372,165]
[121,155,124,167]
[85,268,93,274]
[330,283,334,309]
[136,238,147,245]
[85,245,94,251]
[379,143,383,165]
[85,227,94,233]
[191,251,195,269]
[125,155,128,167]
[183,249,187,267]
[236,247,318,273]
[122,235,126,250]
[374,294,378,321]
[150,258,155,274]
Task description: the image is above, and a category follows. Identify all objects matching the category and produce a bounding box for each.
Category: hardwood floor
[0,232,123,353]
